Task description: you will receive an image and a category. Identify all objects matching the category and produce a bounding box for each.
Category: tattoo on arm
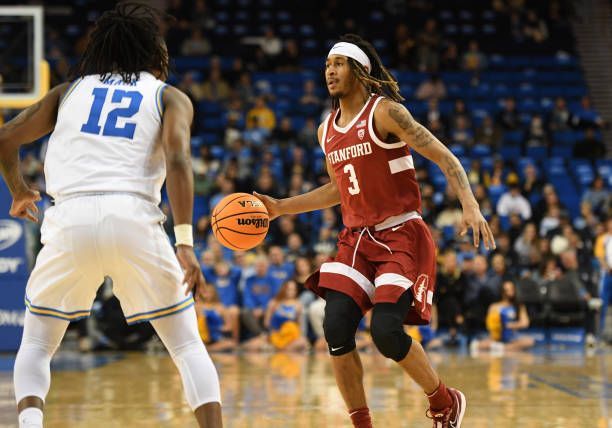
[388,104,436,148]
[443,154,469,190]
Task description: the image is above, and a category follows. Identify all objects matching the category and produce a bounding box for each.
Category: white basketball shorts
[25,193,193,324]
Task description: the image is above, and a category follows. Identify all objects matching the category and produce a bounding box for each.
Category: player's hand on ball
[10,187,41,223]
[253,191,282,220]
[459,203,496,250]
[176,245,205,296]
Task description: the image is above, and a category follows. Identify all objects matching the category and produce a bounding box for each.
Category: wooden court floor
[0,349,610,427]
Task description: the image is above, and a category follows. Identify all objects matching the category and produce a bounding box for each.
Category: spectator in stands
[475,115,503,149]
[549,96,573,131]
[241,256,278,338]
[521,163,544,202]
[558,250,598,343]
[540,206,563,238]
[462,40,488,72]
[596,218,612,337]
[491,253,513,282]
[428,118,447,141]
[277,39,300,71]
[464,255,500,333]
[178,71,203,101]
[298,118,318,148]
[573,128,606,160]
[192,0,215,31]
[394,23,417,69]
[209,175,236,212]
[472,280,535,353]
[242,279,309,352]
[533,184,568,225]
[574,96,607,129]
[196,282,239,351]
[416,18,441,71]
[201,68,231,103]
[235,71,256,105]
[436,250,467,345]
[450,99,472,130]
[415,73,446,101]
[497,97,520,130]
[246,96,276,131]
[435,188,463,229]
[440,42,460,70]
[271,117,297,147]
[204,259,241,310]
[450,116,474,147]
[181,28,211,56]
[261,27,282,57]
[574,201,601,237]
[514,222,540,269]
[525,114,549,148]
[497,178,533,220]
[286,233,306,261]
[299,79,322,113]
[268,245,295,290]
[523,10,549,45]
[581,175,611,216]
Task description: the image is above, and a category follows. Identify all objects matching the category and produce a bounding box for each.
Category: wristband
[174,224,193,247]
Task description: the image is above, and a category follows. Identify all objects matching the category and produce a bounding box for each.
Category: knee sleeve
[371,305,413,362]
[151,309,221,409]
[14,313,68,404]
[323,291,362,356]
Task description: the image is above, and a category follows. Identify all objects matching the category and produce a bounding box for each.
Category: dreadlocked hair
[72,2,170,83]
[332,34,404,109]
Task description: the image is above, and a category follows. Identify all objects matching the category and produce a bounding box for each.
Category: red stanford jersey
[321,95,422,228]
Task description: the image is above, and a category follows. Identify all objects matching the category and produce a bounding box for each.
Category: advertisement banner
[0,180,27,351]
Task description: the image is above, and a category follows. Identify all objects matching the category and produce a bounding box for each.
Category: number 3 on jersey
[343,163,361,195]
[81,88,143,139]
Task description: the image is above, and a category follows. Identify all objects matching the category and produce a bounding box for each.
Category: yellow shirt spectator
[246,97,276,131]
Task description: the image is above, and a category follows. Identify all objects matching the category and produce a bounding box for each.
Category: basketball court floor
[0,348,610,427]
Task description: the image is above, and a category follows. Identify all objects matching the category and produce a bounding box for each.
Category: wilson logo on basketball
[238,200,264,208]
[237,218,269,228]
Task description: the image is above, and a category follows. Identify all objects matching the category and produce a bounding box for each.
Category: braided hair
[331,34,404,109]
[72,3,170,83]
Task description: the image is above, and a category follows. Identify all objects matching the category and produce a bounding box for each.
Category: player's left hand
[10,187,41,223]
[176,245,205,296]
[459,203,496,250]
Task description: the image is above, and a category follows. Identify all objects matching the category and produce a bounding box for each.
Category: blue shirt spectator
[204,261,242,307]
[243,257,278,310]
[267,245,295,289]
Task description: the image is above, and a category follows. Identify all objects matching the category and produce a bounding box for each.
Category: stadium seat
[547,279,586,327]
[516,278,548,327]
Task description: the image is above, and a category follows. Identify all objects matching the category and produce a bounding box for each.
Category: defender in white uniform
[0,4,223,428]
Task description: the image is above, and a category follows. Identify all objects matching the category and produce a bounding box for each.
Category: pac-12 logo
[238,200,264,208]
[0,220,22,251]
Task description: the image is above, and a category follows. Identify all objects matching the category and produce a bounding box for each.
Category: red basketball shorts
[306,218,436,325]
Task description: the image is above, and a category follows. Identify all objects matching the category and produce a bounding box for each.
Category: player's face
[325,55,355,98]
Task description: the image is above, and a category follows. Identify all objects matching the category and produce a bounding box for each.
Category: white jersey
[45,72,167,204]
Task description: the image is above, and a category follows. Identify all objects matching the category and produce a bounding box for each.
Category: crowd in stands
[1,0,611,352]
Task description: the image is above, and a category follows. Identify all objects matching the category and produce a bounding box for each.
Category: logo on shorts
[0,220,22,251]
[414,274,429,305]
[357,129,365,140]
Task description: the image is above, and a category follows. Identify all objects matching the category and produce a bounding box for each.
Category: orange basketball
[211,193,269,251]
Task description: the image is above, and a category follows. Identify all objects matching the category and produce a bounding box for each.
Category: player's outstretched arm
[0,83,69,221]
[375,99,496,250]
[255,123,341,220]
[161,85,204,295]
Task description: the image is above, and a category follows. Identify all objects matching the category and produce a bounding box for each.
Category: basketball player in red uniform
[255,34,495,427]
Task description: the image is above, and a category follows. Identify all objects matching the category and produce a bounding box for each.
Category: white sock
[19,407,43,428]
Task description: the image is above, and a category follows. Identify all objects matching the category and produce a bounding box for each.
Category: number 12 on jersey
[81,88,143,139]
[343,163,361,195]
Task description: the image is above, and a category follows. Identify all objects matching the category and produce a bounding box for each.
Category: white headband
[328,42,371,73]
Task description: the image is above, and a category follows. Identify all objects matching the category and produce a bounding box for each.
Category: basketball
[211,193,269,251]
